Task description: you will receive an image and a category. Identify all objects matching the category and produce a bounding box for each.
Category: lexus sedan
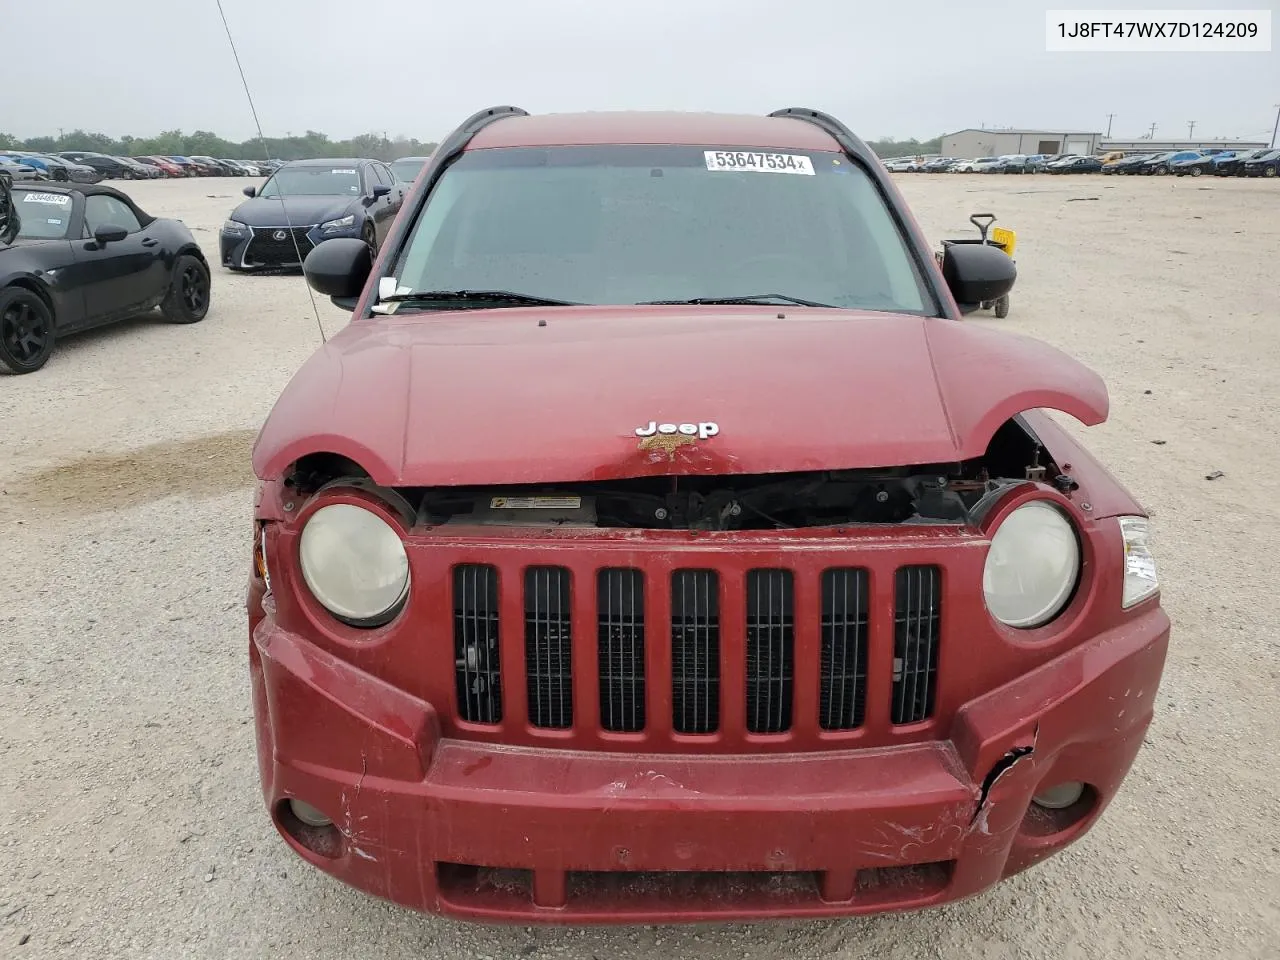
[220,157,405,271]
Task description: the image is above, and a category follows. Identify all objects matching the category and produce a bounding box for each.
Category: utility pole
[1148,122,1157,139]
[1187,120,1196,138]
[1106,113,1115,137]
[1272,104,1280,148]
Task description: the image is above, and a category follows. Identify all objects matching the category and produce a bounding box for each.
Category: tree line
[0,129,438,163]
[3,127,942,162]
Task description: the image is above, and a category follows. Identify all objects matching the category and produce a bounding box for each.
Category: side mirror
[940,242,1016,311]
[94,224,129,245]
[371,184,391,199]
[303,237,372,308]
[243,185,257,198]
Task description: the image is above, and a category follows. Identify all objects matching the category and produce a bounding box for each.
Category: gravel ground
[2,172,1278,960]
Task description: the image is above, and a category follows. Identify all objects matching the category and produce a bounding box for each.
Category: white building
[941,129,1103,159]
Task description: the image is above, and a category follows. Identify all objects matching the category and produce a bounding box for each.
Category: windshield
[12,189,72,239]
[258,165,363,198]
[391,158,426,182]
[389,144,933,314]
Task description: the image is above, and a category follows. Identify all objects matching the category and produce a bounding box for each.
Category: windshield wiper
[379,289,581,308]
[639,294,837,308]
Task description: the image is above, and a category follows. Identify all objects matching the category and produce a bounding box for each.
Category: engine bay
[284,416,1078,531]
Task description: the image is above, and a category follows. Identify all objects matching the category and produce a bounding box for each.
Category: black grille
[598,569,645,733]
[892,566,941,725]
[671,570,719,735]
[453,564,502,724]
[244,226,314,266]
[819,568,869,730]
[524,567,573,729]
[745,570,793,734]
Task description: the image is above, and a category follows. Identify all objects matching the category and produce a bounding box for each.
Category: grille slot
[598,569,646,733]
[892,565,941,725]
[819,568,869,730]
[745,570,794,734]
[453,564,502,724]
[524,567,573,729]
[671,570,720,734]
[244,226,314,267]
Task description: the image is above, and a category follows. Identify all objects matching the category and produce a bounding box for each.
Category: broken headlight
[983,500,1080,629]
[298,503,410,627]
[1118,516,1159,608]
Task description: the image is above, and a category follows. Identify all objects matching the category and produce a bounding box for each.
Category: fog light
[1033,781,1085,810]
[289,799,332,827]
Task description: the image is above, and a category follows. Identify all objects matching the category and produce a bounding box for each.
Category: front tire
[162,254,211,324]
[363,222,378,256]
[1265,166,1278,178]
[0,286,57,375]
[1190,167,1202,177]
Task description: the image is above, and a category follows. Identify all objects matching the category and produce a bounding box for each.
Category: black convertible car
[219,157,404,272]
[0,179,211,374]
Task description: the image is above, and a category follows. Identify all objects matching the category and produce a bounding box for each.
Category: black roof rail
[769,107,953,318]
[767,107,877,165]
[432,105,529,168]
[356,106,528,316]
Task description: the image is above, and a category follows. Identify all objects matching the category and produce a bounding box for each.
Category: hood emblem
[273,229,288,240]
[634,421,719,458]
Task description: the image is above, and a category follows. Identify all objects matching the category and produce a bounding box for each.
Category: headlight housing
[221,219,247,235]
[298,503,410,627]
[320,214,356,233]
[983,500,1081,629]
[1119,516,1159,608]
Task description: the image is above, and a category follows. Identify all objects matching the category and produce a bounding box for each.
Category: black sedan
[1214,149,1267,176]
[56,151,139,179]
[1047,156,1103,174]
[219,157,404,272]
[0,179,211,374]
[1242,149,1280,177]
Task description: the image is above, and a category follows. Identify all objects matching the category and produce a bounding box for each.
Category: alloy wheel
[1,300,51,364]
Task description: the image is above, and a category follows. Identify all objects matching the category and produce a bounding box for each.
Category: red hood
[252,306,1108,486]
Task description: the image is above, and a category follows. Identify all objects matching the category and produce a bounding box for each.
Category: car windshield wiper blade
[639,293,837,308]
[379,289,580,307]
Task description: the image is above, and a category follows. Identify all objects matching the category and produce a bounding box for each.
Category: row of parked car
[885,147,1280,178]
[0,151,283,184]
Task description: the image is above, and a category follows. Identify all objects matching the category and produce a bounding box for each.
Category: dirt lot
[2,171,1278,960]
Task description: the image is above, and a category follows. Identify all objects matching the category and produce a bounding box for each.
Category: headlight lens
[221,219,246,235]
[298,503,409,627]
[321,214,356,232]
[983,500,1080,629]
[1119,516,1159,608]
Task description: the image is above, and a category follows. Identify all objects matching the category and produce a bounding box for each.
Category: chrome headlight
[983,500,1080,629]
[298,503,410,627]
[1119,516,1159,608]
[221,219,247,235]
[321,214,356,232]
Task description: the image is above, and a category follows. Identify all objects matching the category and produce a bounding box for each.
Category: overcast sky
[5,0,1277,144]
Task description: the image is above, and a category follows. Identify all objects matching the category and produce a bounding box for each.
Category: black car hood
[230,195,359,228]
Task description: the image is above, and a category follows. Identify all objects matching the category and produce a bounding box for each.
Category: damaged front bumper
[249,591,1169,924]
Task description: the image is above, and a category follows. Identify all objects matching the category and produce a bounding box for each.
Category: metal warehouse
[941,128,1103,158]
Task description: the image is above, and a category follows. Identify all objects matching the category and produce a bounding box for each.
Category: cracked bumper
[249,601,1169,923]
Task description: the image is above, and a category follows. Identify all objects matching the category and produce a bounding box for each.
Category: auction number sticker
[704,151,815,175]
[22,192,71,206]
[332,169,357,174]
